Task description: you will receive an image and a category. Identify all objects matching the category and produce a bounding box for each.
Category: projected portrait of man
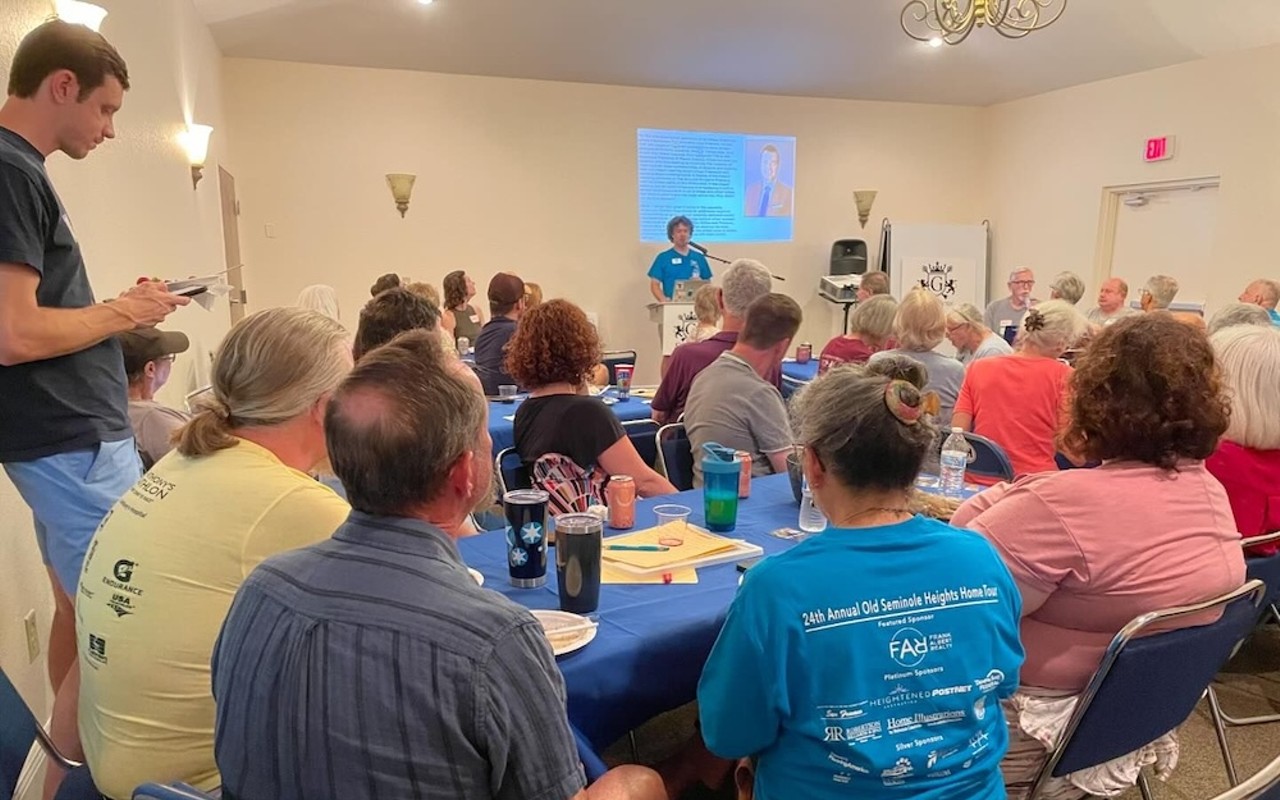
[744,143,794,218]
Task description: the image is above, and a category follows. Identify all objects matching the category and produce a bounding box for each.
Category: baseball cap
[118,328,190,376]
[488,272,525,306]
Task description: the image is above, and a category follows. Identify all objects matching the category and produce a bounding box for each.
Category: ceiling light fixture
[53,0,108,31]
[901,0,1067,46]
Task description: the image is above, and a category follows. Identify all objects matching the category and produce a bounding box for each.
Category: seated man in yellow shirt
[73,308,354,798]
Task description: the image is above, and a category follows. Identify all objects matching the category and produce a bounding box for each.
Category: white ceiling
[195,0,1280,106]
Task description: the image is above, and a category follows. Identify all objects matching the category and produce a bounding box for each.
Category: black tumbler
[504,489,549,588]
[555,512,603,613]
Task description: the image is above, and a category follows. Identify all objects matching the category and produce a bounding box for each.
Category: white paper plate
[468,567,485,586]
[530,609,598,656]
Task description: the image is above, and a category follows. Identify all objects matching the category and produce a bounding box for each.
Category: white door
[1108,184,1220,311]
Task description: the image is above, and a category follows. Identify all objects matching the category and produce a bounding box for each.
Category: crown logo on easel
[918,261,957,300]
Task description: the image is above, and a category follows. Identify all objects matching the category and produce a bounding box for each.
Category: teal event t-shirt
[698,516,1024,800]
[647,247,711,299]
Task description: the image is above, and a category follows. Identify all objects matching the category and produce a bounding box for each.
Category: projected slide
[638,128,796,243]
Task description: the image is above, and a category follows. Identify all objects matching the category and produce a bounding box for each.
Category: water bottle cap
[951,427,964,432]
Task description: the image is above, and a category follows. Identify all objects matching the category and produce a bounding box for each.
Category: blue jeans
[4,439,142,595]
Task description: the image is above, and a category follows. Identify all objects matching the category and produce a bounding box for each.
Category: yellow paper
[601,563,699,585]
[601,522,738,570]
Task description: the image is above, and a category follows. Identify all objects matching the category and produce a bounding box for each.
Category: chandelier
[900,0,1068,46]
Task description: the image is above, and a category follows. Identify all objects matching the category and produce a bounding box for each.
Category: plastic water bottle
[798,477,828,533]
[940,428,970,500]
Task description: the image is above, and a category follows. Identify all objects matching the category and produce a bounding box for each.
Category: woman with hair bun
[697,363,1023,800]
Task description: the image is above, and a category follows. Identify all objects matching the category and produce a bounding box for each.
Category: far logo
[889,627,928,668]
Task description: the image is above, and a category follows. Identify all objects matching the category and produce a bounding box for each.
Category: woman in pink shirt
[1206,324,1280,554]
[953,300,1085,479]
[953,314,1245,799]
[817,294,897,375]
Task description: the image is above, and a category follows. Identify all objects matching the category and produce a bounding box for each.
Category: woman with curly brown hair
[510,299,676,499]
[952,313,1245,800]
[443,269,484,346]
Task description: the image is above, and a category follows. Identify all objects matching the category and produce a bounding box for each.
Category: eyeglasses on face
[1010,280,1035,288]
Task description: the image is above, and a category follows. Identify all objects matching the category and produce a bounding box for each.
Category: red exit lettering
[1145,136,1174,162]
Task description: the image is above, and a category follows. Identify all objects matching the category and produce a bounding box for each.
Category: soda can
[555,512,603,614]
[795,343,813,364]
[606,475,636,529]
[503,489,549,588]
[735,450,752,499]
[614,363,634,401]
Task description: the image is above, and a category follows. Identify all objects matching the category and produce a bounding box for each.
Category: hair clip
[884,380,922,425]
[1024,308,1046,332]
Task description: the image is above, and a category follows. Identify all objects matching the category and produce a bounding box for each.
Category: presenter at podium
[648,215,711,302]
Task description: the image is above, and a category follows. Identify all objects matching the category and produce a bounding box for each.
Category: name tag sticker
[672,257,683,265]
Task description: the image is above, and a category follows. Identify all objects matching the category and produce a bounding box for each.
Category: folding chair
[655,422,693,491]
[961,431,1015,482]
[1027,580,1266,800]
[1206,532,1280,783]
[1204,749,1280,800]
[0,665,94,800]
[494,447,531,497]
[601,350,638,386]
[622,419,659,468]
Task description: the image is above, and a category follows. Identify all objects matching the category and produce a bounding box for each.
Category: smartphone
[736,558,761,573]
[167,282,208,298]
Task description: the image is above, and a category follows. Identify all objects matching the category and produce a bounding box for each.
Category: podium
[648,302,698,356]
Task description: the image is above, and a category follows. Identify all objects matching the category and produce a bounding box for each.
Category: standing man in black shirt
[0,19,188,785]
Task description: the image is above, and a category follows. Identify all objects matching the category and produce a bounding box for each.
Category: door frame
[1092,175,1221,289]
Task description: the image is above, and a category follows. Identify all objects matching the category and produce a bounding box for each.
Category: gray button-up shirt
[212,511,585,800]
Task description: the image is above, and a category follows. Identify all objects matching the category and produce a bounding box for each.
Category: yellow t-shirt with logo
[76,438,351,798]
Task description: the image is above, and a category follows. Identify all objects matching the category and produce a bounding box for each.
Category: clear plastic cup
[652,503,691,545]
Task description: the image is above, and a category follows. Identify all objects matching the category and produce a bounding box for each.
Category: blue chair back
[571,725,608,784]
[601,350,637,387]
[961,432,1015,482]
[1032,581,1266,793]
[656,423,693,491]
[623,419,659,468]
[1242,532,1280,611]
[0,666,36,800]
[494,447,531,497]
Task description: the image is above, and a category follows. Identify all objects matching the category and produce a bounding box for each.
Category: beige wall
[985,43,1280,312]
[0,0,232,725]
[224,58,989,382]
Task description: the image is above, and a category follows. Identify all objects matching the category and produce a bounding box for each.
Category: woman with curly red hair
[509,300,675,499]
[952,313,1245,799]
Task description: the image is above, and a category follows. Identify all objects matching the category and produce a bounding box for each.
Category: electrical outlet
[24,609,39,664]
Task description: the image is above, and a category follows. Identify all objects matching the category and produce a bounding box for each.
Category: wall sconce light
[178,123,213,189]
[386,173,416,218]
[853,190,878,229]
[53,0,108,31]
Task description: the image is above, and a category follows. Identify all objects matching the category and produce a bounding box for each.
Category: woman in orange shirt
[952,300,1086,478]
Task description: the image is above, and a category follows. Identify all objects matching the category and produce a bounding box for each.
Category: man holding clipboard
[648,215,711,302]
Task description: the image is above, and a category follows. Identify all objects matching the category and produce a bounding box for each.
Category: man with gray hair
[212,331,666,800]
[652,258,776,423]
[1140,274,1180,312]
[1208,302,1273,335]
[945,303,1012,365]
[856,270,891,302]
[982,267,1038,338]
[1238,278,1280,325]
[1048,272,1086,305]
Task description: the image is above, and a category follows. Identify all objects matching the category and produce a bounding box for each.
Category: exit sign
[1145,136,1175,162]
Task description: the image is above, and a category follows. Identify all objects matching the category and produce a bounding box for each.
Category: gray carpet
[604,624,1280,800]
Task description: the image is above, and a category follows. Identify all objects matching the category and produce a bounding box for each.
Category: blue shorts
[4,439,142,596]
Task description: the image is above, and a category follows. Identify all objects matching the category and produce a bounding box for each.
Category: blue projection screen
[638,128,796,243]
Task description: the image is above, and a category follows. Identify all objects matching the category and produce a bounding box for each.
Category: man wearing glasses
[117,327,190,468]
[983,267,1038,339]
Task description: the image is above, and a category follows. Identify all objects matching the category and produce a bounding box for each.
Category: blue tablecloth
[781,359,818,383]
[456,474,979,749]
[487,389,654,455]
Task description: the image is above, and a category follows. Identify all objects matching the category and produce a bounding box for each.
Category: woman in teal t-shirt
[698,358,1024,800]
